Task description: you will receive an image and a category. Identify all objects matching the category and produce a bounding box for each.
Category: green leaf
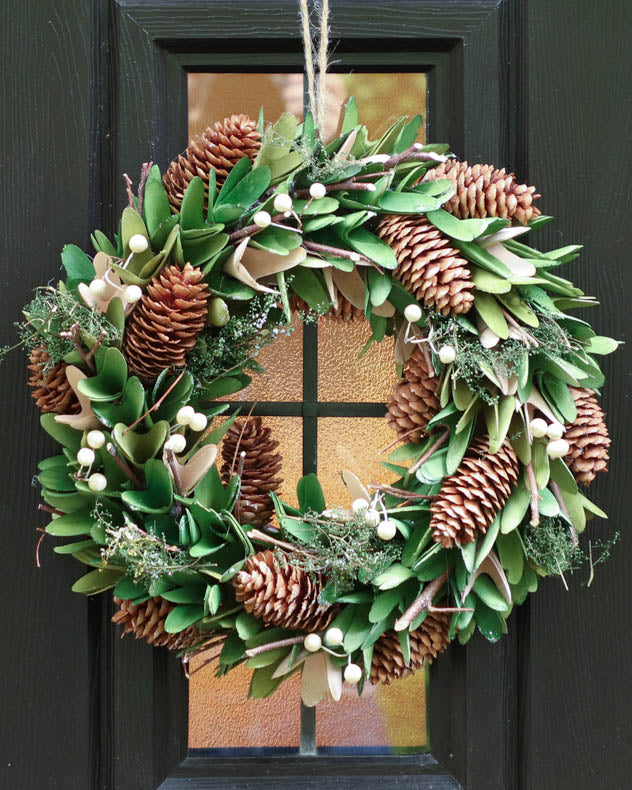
[222,165,271,208]
[236,610,264,640]
[343,604,372,653]
[289,267,331,312]
[114,576,148,600]
[346,228,398,269]
[378,190,444,214]
[474,292,509,339]
[198,376,247,401]
[474,515,501,569]
[341,97,359,135]
[46,510,96,537]
[40,413,82,451]
[164,605,204,633]
[161,586,205,605]
[93,376,145,428]
[474,599,504,642]
[501,485,530,534]
[206,273,255,300]
[394,114,423,153]
[585,335,620,355]
[538,487,560,517]
[113,420,170,466]
[248,664,285,699]
[471,266,512,294]
[297,473,326,513]
[72,567,123,595]
[541,375,577,424]
[496,531,524,585]
[426,209,497,242]
[77,347,128,402]
[217,155,252,204]
[143,177,172,236]
[496,291,539,328]
[446,418,474,474]
[121,458,173,514]
[373,564,415,590]
[61,244,95,287]
[369,588,402,623]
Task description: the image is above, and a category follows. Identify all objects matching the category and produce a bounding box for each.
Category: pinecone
[163,114,261,211]
[221,417,283,527]
[422,160,541,225]
[111,596,203,650]
[290,294,364,322]
[233,550,336,632]
[27,346,80,415]
[376,215,475,315]
[370,612,451,685]
[565,387,611,485]
[386,347,440,442]
[122,263,209,383]
[430,436,520,548]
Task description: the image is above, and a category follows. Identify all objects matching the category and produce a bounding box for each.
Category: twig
[303,239,370,264]
[428,605,474,613]
[123,173,135,208]
[248,528,311,555]
[526,463,540,526]
[245,636,304,658]
[408,427,450,475]
[85,331,106,364]
[369,482,437,501]
[106,443,144,489]
[124,370,185,434]
[229,403,257,476]
[379,426,425,454]
[165,449,183,494]
[294,180,377,199]
[394,571,449,631]
[137,161,153,214]
[227,214,290,244]
[35,527,47,568]
[38,503,64,516]
[550,481,578,545]
[60,322,95,373]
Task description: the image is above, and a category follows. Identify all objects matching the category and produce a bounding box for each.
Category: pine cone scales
[27,347,80,415]
[123,263,209,383]
[370,612,451,685]
[163,114,261,211]
[233,550,335,632]
[565,387,611,485]
[290,294,364,322]
[221,417,283,527]
[387,348,440,442]
[377,216,475,316]
[430,436,520,548]
[112,596,202,650]
[422,160,541,225]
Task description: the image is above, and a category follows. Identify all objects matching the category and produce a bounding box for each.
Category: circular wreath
[13,100,619,704]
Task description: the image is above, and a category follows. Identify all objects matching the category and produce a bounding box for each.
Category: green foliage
[522,516,583,575]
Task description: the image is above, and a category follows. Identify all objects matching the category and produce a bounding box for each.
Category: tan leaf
[223,238,277,294]
[78,252,123,313]
[325,654,342,702]
[335,128,358,161]
[341,469,370,503]
[240,245,307,279]
[331,267,365,308]
[484,242,536,278]
[164,444,218,495]
[372,300,395,318]
[55,366,101,431]
[271,648,308,679]
[301,653,330,707]
[478,227,530,247]
[461,550,512,605]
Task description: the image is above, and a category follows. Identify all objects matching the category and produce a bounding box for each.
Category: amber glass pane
[318,320,397,403]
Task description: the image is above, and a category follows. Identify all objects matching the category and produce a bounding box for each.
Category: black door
[1,1,630,788]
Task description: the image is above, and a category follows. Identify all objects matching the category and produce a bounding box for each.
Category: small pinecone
[163,114,261,211]
[376,215,475,316]
[221,417,283,527]
[430,436,520,548]
[122,263,209,383]
[290,294,364,322]
[422,160,541,225]
[370,612,451,685]
[386,348,440,442]
[27,347,80,415]
[565,387,611,485]
[111,596,202,650]
[233,550,335,632]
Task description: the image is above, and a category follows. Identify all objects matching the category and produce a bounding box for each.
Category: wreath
[9,96,619,705]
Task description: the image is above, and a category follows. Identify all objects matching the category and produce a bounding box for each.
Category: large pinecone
[290,294,364,322]
[233,550,335,632]
[163,114,261,211]
[370,612,451,685]
[386,347,440,442]
[111,596,203,650]
[123,263,209,383]
[565,387,611,485]
[377,216,475,315]
[27,346,80,415]
[430,436,520,548]
[422,160,541,225]
[221,417,283,527]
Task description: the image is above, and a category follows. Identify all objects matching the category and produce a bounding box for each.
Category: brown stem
[123,370,185,434]
[293,181,377,199]
[369,482,437,501]
[35,527,47,568]
[303,240,370,264]
[379,426,424,454]
[137,161,153,214]
[245,636,304,658]
[38,503,64,516]
[394,571,449,631]
[227,214,289,244]
[165,449,183,494]
[106,443,144,488]
[85,331,106,364]
[428,605,474,613]
[526,463,540,526]
[123,173,135,208]
[60,323,95,373]
[408,427,450,475]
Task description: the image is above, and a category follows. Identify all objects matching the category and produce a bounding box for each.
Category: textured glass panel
[188,73,302,140]
[317,669,427,749]
[189,660,301,748]
[318,321,397,403]
[316,417,398,508]
[225,316,303,403]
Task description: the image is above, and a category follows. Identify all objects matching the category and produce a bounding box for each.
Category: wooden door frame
[2,1,630,788]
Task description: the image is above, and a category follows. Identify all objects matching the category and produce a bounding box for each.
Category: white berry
[344,663,363,684]
[176,406,195,425]
[529,418,548,438]
[129,234,149,253]
[352,498,369,515]
[86,430,106,449]
[404,303,422,323]
[309,182,327,199]
[377,520,397,541]
[88,279,108,298]
[253,210,272,228]
[438,345,457,365]
[350,252,361,262]
[165,434,187,454]
[547,422,565,441]
[88,473,107,492]
[364,509,381,528]
[77,448,95,466]
[273,193,293,213]
[189,412,208,432]
[304,633,322,653]
[122,285,142,304]
[324,627,344,647]
[547,438,570,459]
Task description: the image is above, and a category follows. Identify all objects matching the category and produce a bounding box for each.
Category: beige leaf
[301,653,329,707]
[164,444,218,495]
[478,227,530,247]
[485,242,536,278]
[461,550,512,605]
[335,128,358,161]
[331,267,365,308]
[78,253,123,313]
[480,327,501,349]
[55,366,101,431]
[240,245,307,279]
[394,320,418,365]
[272,648,308,679]
[223,238,277,294]
[372,299,395,318]
[322,267,337,307]
[341,469,370,503]
[326,654,343,702]
[527,386,559,424]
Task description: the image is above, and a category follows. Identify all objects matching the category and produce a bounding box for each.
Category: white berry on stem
[189,412,208,432]
[547,422,565,441]
[254,210,271,228]
[273,193,293,213]
[547,438,570,459]
[529,417,548,438]
[364,509,381,528]
[128,234,149,253]
[324,627,344,647]
[88,473,107,492]
[344,663,363,684]
[77,448,95,467]
[404,303,422,323]
[165,434,187,454]
[88,279,108,299]
[438,345,456,365]
[176,406,195,425]
[304,633,322,653]
[377,520,397,541]
[86,430,106,449]
[309,182,327,199]
[122,285,142,304]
